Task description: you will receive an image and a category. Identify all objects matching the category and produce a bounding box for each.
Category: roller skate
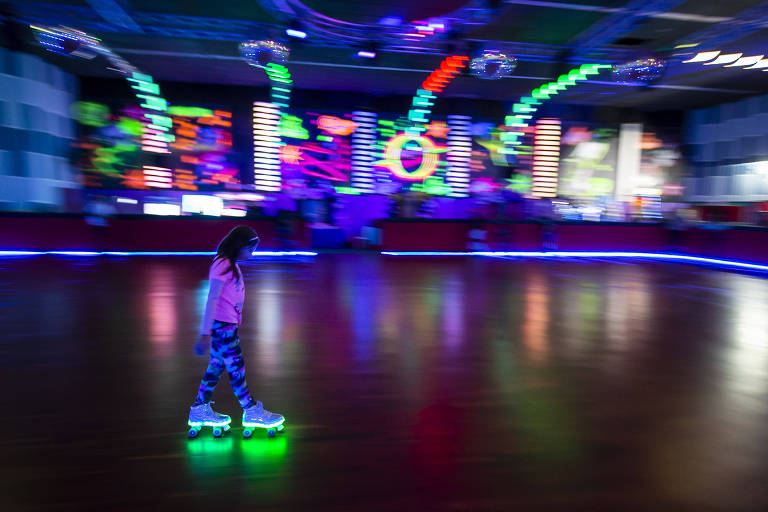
[242,401,285,439]
[187,402,231,438]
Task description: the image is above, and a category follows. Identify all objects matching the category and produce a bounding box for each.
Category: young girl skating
[188,225,284,438]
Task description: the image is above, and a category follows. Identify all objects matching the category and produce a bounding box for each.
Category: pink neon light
[284,142,351,182]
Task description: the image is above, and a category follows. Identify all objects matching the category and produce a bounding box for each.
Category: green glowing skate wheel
[223,424,231,432]
[187,428,199,438]
[243,429,253,439]
[277,424,285,433]
[212,427,223,437]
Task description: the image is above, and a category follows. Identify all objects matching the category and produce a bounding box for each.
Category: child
[188,225,283,437]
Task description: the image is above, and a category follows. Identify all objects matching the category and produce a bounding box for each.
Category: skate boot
[242,400,285,438]
[187,402,231,438]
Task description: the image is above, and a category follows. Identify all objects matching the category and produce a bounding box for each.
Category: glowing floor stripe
[381,251,768,272]
[0,251,318,257]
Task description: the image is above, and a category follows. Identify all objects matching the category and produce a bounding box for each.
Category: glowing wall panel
[350,111,377,192]
[142,165,173,189]
[252,101,282,192]
[446,115,472,198]
[558,125,619,198]
[615,123,642,201]
[532,119,561,198]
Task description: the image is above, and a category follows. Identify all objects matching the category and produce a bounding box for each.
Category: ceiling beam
[674,0,768,50]
[85,0,142,32]
[566,0,688,55]
[505,0,730,23]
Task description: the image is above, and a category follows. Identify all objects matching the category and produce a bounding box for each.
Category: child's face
[237,239,259,261]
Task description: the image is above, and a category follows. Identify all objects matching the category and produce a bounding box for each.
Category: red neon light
[422,55,469,92]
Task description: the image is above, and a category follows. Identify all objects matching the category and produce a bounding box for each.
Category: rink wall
[2,215,768,266]
[0,214,283,251]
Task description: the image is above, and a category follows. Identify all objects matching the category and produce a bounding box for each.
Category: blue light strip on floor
[0,250,318,257]
[381,251,768,272]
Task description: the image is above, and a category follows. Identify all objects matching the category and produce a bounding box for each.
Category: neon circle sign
[379,134,441,181]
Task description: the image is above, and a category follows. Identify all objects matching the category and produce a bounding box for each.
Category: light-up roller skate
[242,401,285,439]
[187,402,231,438]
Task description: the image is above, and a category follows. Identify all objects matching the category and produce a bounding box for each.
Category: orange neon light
[317,115,357,136]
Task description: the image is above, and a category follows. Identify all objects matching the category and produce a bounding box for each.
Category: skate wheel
[243,429,252,439]
[267,429,276,438]
[188,428,199,438]
[223,424,231,432]
[212,427,223,437]
[277,424,285,433]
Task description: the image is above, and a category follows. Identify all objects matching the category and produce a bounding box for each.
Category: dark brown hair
[214,225,258,281]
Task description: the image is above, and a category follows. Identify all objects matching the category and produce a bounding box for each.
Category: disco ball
[469,50,517,80]
[239,40,290,68]
[613,57,667,85]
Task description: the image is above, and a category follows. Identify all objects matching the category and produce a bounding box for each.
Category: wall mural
[75,102,239,190]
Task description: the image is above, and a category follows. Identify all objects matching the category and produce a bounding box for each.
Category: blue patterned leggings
[194,321,253,408]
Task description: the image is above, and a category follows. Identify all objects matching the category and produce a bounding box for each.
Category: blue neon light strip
[4,250,768,272]
[381,251,768,272]
[0,251,318,257]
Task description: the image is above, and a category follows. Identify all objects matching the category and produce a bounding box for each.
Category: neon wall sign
[256,107,518,195]
[376,134,443,181]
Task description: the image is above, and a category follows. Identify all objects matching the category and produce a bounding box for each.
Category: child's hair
[214,225,259,281]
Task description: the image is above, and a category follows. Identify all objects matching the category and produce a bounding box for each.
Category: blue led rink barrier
[381,251,768,272]
[3,250,768,273]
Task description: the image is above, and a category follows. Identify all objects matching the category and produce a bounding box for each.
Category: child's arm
[195,278,225,355]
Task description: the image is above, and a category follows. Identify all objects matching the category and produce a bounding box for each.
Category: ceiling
[4,0,768,111]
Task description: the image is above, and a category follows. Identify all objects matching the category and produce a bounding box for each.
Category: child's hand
[194,335,211,356]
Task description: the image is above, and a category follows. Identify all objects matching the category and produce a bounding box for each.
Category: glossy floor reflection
[1,254,768,510]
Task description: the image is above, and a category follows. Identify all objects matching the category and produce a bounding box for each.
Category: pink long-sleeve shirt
[209,257,245,325]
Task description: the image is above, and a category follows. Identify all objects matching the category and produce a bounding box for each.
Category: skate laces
[246,401,263,411]
[245,401,265,418]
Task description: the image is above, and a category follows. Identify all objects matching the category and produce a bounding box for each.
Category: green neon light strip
[501,63,611,155]
[335,187,362,195]
[145,114,172,127]
[263,63,293,117]
[166,106,214,117]
[128,72,175,152]
[130,82,159,94]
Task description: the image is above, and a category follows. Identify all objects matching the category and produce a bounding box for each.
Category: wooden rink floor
[1,254,767,511]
